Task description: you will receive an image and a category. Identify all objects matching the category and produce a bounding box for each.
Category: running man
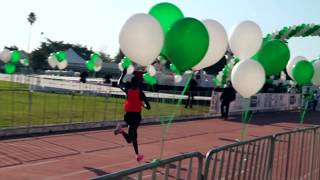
[114,68,151,162]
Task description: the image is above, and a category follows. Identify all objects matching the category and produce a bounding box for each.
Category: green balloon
[143,73,157,85]
[292,60,314,85]
[86,60,95,72]
[149,2,184,34]
[55,51,66,62]
[4,63,16,74]
[90,53,100,62]
[253,40,290,76]
[165,18,209,72]
[212,78,218,85]
[121,57,132,69]
[11,50,21,63]
[169,64,180,74]
[22,58,30,66]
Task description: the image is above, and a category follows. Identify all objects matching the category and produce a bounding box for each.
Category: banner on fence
[209,92,302,114]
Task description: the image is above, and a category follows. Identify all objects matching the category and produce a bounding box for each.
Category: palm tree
[27,12,36,74]
[27,12,37,52]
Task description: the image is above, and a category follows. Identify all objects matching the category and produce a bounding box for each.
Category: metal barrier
[270,127,320,180]
[203,126,320,180]
[90,152,204,180]
[204,135,273,180]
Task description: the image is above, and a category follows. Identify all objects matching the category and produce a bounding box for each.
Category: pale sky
[0,0,319,59]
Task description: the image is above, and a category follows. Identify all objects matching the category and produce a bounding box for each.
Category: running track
[0,111,319,180]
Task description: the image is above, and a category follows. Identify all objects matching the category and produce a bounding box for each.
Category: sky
[0,0,319,59]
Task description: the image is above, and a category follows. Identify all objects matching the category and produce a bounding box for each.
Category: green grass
[0,80,209,128]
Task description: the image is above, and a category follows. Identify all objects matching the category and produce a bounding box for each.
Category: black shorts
[124,112,141,127]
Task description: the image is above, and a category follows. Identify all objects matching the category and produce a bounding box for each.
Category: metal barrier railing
[204,135,274,180]
[90,152,204,180]
[92,126,320,180]
[270,127,320,180]
[204,126,320,180]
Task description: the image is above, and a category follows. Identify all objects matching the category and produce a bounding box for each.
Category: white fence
[0,74,211,101]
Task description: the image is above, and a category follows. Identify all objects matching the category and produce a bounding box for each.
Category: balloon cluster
[265,24,320,86]
[266,24,320,41]
[118,57,135,75]
[119,2,228,85]
[86,53,103,72]
[213,58,240,87]
[227,21,265,98]
[0,49,25,74]
[287,56,319,85]
[48,51,68,70]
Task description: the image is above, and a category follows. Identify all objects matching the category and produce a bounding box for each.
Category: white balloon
[48,56,58,68]
[231,59,266,98]
[286,56,307,78]
[193,19,228,70]
[184,70,193,75]
[94,65,102,72]
[118,63,124,71]
[174,75,183,83]
[119,13,164,66]
[0,49,11,63]
[229,21,263,60]
[127,65,135,75]
[312,60,320,85]
[57,60,68,70]
[147,65,156,76]
[95,58,103,67]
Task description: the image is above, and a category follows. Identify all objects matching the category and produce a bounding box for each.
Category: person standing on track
[114,68,151,162]
[220,81,236,120]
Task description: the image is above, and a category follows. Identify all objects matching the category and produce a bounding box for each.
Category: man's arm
[141,91,151,110]
[117,69,127,92]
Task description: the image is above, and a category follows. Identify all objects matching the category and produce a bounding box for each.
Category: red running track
[0,111,319,180]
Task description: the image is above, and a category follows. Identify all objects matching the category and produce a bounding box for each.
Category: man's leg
[225,102,230,119]
[190,93,194,108]
[221,102,225,118]
[129,125,139,154]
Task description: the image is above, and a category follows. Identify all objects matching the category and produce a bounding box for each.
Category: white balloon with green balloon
[286,56,307,79]
[119,13,164,66]
[193,19,228,70]
[229,21,263,60]
[231,59,266,98]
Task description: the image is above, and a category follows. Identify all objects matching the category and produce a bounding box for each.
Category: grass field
[0,80,209,128]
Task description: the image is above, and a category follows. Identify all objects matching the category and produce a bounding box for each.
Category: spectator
[220,81,236,120]
[185,75,198,108]
[313,91,319,111]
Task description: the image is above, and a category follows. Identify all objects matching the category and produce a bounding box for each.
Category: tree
[27,12,37,52]
[99,52,112,63]
[30,39,94,71]
[113,49,124,63]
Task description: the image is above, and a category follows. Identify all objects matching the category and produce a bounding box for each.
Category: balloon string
[158,73,193,159]
[240,98,252,140]
[300,99,309,124]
